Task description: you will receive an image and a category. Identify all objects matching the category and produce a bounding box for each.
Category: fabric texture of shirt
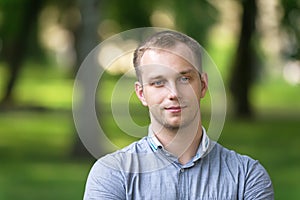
[84,127,274,200]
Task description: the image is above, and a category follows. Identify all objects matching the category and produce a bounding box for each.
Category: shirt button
[180,168,184,173]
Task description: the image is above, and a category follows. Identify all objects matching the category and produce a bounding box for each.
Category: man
[84,30,274,199]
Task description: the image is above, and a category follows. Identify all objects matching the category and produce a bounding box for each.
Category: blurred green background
[0,0,299,199]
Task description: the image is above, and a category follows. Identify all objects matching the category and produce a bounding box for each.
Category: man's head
[133,30,208,131]
[133,30,203,83]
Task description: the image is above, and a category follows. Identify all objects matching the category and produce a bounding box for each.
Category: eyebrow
[179,69,197,75]
[147,75,164,81]
[146,69,197,79]
[144,65,200,81]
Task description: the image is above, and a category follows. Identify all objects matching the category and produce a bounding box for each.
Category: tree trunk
[71,0,101,158]
[229,0,257,117]
[1,0,41,106]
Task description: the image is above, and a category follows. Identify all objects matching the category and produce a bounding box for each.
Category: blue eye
[151,80,165,87]
[180,77,190,83]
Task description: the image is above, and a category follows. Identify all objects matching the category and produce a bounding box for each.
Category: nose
[167,84,180,100]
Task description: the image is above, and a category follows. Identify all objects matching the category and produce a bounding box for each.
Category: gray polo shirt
[84,127,274,199]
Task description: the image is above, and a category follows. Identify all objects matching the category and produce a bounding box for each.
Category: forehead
[142,43,196,63]
[139,43,199,74]
[139,52,199,81]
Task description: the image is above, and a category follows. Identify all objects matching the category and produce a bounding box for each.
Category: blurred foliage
[0,0,42,59]
[280,0,300,59]
[97,0,219,46]
[173,0,219,45]
[101,0,153,29]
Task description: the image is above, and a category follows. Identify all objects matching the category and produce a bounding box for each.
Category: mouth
[165,105,186,113]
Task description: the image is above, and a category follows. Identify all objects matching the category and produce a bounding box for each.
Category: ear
[200,73,208,98]
[135,81,148,106]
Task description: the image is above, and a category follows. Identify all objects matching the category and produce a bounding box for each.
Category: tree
[0,0,42,106]
[71,0,101,157]
[229,0,258,117]
[70,0,154,158]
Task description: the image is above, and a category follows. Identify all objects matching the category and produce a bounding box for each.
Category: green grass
[0,111,94,200]
[0,160,91,200]
[253,77,300,112]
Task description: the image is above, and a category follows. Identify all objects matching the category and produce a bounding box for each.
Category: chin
[163,121,184,130]
[164,124,181,131]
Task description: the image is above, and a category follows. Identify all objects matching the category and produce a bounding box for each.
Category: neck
[153,122,203,165]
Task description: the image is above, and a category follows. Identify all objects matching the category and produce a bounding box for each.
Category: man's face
[135,44,208,130]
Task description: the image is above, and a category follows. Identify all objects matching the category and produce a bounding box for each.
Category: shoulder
[91,137,152,172]
[210,142,264,169]
[83,138,150,199]
[209,142,274,199]
[210,142,271,178]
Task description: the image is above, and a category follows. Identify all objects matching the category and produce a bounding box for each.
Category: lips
[165,105,186,113]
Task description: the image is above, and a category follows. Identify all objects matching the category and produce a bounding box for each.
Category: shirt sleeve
[244,160,274,200]
[83,159,126,200]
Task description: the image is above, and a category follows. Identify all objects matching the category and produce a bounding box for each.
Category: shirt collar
[147,125,163,151]
[147,125,210,160]
[192,127,210,162]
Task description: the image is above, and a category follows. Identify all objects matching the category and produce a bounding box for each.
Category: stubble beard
[151,107,200,133]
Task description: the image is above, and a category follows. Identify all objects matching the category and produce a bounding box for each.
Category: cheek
[144,89,166,105]
[181,85,201,102]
